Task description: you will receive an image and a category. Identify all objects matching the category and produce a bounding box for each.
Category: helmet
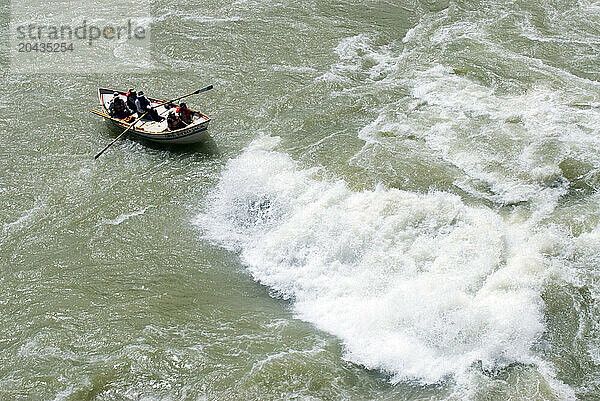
[113,92,119,97]
[179,102,187,108]
[138,91,144,96]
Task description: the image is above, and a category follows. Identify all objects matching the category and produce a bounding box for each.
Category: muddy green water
[1,0,600,399]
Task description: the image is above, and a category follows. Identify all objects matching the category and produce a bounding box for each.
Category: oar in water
[94,85,214,160]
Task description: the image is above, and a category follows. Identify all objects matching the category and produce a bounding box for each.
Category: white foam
[2,201,46,241]
[182,15,242,23]
[272,64,318,74]
[102,206,153,226]
[195,137,573,396]
[317,34,398,84]
[249,344,325,376]
[51,386,78,401]
[321,30,600,214]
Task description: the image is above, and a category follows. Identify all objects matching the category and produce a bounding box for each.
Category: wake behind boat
[92,88,211,145]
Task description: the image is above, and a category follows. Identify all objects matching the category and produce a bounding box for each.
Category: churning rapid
[195,0,600,398]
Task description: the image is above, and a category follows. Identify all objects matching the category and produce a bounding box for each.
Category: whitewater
[195,2,600,397]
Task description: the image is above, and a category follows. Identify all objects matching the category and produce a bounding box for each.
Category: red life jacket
[176,106,191,120]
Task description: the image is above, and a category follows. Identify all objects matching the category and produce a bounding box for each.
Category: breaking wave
[195,136,574,398]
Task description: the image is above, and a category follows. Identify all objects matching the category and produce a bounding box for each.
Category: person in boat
[167,110,187,130]
[135,91,164,122]
[108,92,133,119]
[176,102,194,125]
[126,89,137,113]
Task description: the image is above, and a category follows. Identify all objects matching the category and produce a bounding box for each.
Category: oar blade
[195,85,213,94]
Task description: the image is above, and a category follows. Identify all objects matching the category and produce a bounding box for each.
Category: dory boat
[92,88,211,144]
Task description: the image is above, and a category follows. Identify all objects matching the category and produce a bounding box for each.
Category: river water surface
[1,0,600,399]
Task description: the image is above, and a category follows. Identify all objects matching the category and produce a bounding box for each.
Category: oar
[94,85,213,159]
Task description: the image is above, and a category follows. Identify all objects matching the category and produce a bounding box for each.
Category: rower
[176,102,193,125]
[108,92,133,119]
[135,91,163,122]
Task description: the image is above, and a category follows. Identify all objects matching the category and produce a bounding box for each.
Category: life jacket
[140,96,151,109]
[126,91,137,110]
[135,96,151,113]
[109,97,128,117]
[176,106,192,120]
[167,113,180,129]
[113,97,126,113]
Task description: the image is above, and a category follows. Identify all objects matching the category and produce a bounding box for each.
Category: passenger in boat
[176,102,194,125]
[108,92,133,119]
[126,89,137,113]
[167,110,187,130]
[135,91,164,122]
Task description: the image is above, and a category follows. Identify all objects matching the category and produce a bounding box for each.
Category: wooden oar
[94,111,149,159]
[94,85,213,160]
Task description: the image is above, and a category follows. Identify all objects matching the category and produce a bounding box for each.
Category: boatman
[108,92,133,119]
[176,102,194,125]
[135,91,163,122]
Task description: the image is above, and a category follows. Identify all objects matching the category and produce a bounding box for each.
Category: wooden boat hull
[96,88,211,144]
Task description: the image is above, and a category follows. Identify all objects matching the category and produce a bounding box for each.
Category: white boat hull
[104,118,210,144]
